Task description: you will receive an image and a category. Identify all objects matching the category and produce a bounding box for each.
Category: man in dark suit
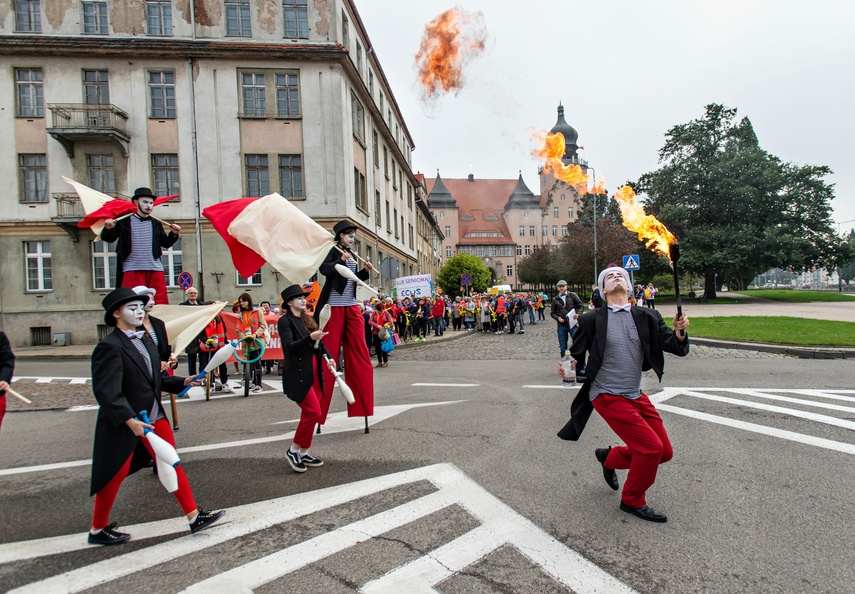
[551,280,584,356]
[179,287,206,375]
[87,288,224,545]
[558,266,689,523]
[100,187,180,305]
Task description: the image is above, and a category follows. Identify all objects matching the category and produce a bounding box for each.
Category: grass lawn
[738,289,855,303]
[676,316,855,347]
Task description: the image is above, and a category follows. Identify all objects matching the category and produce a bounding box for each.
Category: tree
[639,104,846,297]
[437,253,491,296]
[517,246,555,286]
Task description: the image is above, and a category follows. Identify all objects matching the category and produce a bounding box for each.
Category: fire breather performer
[100,187,180,305]
[558,266,690,523]
[314,220,375,424]
[88,288,224,545]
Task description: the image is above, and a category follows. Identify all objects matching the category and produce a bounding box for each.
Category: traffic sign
[461,273,472,286]
[177,271,194,289]
[622,254,640,271]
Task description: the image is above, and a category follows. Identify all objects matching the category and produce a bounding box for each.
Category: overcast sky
[357,0,855,235]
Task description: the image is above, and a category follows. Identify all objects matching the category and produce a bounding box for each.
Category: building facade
[427,103,586,286]
[0,0,441,347]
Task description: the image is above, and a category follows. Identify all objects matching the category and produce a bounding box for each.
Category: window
[368,70,374,95]
[237,269,262,286]
[407,184,412,208]
[15,0,41,32]
[372,129,379,166]
[354,168,367,211]
[385,200,391,232]
[408,224,414,249]
[392,161,397,189]
[475,246,485,257]
[506,265,513,277]
[152,154,180,197]
[87,154,115,193]
[241,72,266,117]
[553,207,559,218]
[146,0,173,36]
[160,239,183,287]
[444,225,451,237]
[439,211,444,218]
[83,70,109,105]
[15,68,43,117]
[561,225,568,237]
[92,240,117,290]
[568,207,574,218]
[446,246,452,258]
[351,93,364,141]
[519,225,524,236]
[356,41,363,74]
[19,154,47,203]
[394,208,399,237]
[25,241,52,291]
[488,246,497,256]
[275,72,300,116]
[148,71,175,118]
[283,0,309,39]
[245,155,269,196]
[341,11,348,47]
[278,155,303,198]
[383,146,388,178]
[560,193,566,201]
[542,225,547,236]
[516,245,522,256]
[525,245,531,256]
[499,246,513,257]
[552,225,558,236]
[82,1,108,34]
[529,225,535,237]
[374,190,381,225]
[225,0,251,36]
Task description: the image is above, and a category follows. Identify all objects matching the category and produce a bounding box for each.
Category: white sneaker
[251,384,263,393]
[221,383,234,393]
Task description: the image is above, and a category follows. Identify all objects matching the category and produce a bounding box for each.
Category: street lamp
[586,164,598,287]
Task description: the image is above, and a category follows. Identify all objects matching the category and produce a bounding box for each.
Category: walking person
[369,301,394,368]
[278,284,332,473]
[87,288,224,545]
[645,283,657,309]
[431,294,446,336]
[551,280,583,356]
[199,311,233,393]
[527,294,537,325]
[235,292,268,393]
[0,331,15,432]
[558,266,690,523]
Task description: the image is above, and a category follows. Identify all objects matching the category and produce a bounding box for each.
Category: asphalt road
[2,323,855,593]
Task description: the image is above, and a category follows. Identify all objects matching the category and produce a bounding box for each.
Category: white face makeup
[143,295,154,312]
[603,270,628,294]
[288,296,306,313]
[340,230,356,248]
[137,197,154,215]
[118,300,146,327]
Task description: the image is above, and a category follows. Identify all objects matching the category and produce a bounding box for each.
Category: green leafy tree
[517,246,555,286]
[437,253,491,296]
[639,104,845,297]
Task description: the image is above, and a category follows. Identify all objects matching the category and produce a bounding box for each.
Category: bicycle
[400,311,414,343]
[233,336,265,398]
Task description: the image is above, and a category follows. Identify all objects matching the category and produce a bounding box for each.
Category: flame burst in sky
[532,132,590,193]
[613,185,676,258]
[414,7,487,101]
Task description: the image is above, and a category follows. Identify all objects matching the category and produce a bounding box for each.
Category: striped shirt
[590,309,643,401]
[327,256,359,307]
[125,330,166,421]
[124,215,164,272]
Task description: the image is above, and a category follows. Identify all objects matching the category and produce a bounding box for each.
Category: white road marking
[411,383,480,387]
[3,464,636,594]
[0,401,464,477]
[69,378,88,385]
[35,378,54,384]
[66,405,98,412]
[12,376,90,384]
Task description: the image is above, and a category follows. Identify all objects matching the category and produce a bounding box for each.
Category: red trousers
[592,393,673,508]
[315,305,374,423]
[121,270,169,305]
[92,418,196,529]
[294,386,322,449]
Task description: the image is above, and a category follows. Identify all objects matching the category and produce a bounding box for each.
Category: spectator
[0,331,15,432]
[235,292,267,393]
[551,280,583,356]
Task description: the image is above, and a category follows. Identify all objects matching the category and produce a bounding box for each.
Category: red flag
[78,194,179,229]
[202,198,266,279]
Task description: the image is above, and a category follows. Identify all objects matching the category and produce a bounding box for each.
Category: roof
[503,174,540,210]
[426,173,457,208]
[426,177,520,245]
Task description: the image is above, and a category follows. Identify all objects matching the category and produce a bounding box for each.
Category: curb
[690,337,855,359]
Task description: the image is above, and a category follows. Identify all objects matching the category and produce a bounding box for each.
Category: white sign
[395,274,433,299]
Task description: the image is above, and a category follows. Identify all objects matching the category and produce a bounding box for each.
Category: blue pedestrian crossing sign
[622,254,641,271]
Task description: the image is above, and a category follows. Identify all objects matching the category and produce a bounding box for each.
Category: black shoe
[88,523,131,546]
[286,449,307,473]
[301,453,324,468]
[620,502,667,523]
[190,509,226,534]
[595,447,619,491]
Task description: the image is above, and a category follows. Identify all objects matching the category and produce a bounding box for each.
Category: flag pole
[333,244,370,268]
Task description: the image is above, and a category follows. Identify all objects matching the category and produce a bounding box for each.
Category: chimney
[468,173,474,182]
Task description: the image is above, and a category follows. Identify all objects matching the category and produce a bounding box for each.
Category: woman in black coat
[277,284,333,473]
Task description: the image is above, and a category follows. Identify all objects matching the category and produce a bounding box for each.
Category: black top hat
[333,220,358,239]
[102,287,147,327]
[280,284,311,306]
[131,187,157,201]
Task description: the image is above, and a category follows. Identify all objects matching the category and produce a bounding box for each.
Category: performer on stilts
[314,221,374,425]
[87,287,224,545]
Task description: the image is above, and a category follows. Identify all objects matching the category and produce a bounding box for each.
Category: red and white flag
[204,193,335,284]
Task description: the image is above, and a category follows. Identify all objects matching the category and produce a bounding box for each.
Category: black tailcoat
[558,306,690,441]
[90,328,185,495]
[278,311,330,403]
